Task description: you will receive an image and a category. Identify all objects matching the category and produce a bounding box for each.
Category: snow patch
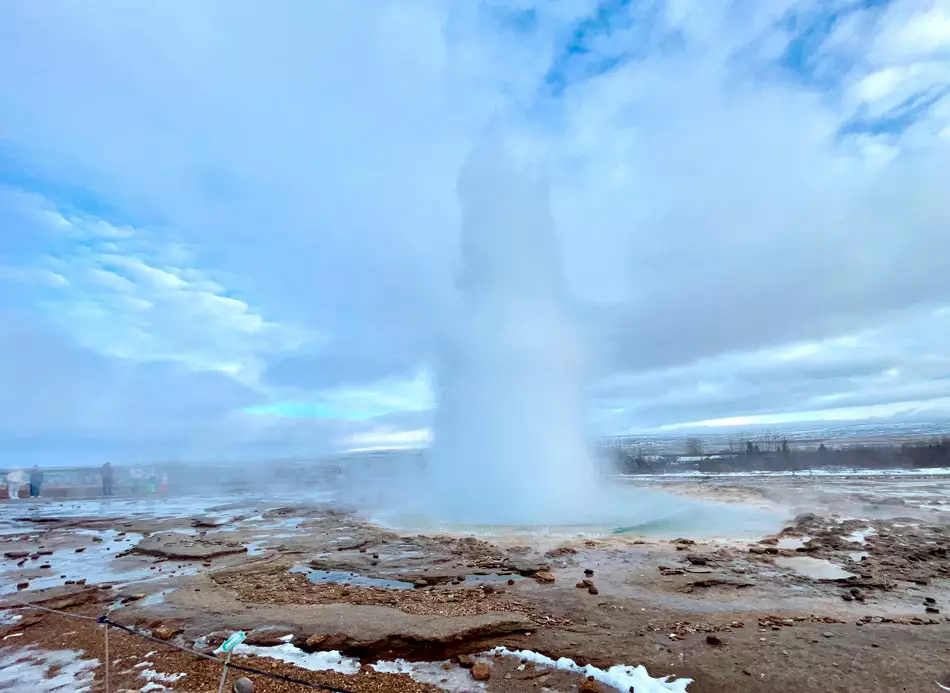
[140,668,187,683]
[0,645,99,692]
[490,647,691,692]
[233,643,360,674]
[373,659,486,691]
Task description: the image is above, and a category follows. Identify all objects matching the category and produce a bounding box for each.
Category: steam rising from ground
[335,134,780,535]
[426,134,599,525]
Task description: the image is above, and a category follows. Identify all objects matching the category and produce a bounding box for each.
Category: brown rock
[534,571,555,583]
[16,582,29,590]
[152,625,183,641]
[4,551,29,560]
[75,548,85,553]
[580,678,601,692]
[471,662,491,681]
[686,555,708,566]
[457,654,476,669]
[575,581,587,589]
[587,585,599,595]
[706,635,723,646]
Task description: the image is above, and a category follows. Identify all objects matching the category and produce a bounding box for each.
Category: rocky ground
[1,475,950,692]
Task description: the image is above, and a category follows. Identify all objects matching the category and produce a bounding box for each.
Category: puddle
[773,557,856,580]
[464,574,523,585]
[848,551,870,562]
[290,567,415,590]
[844,527,876,544]
[776,536,810,550]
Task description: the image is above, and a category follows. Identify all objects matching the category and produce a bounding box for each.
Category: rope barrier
[1,598,357,693]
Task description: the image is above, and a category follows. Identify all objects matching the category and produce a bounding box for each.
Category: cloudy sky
[2,0,949,464]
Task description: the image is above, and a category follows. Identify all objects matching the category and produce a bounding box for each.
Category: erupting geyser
[428,134,600,524]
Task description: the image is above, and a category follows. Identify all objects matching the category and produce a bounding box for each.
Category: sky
[1,0,950,464]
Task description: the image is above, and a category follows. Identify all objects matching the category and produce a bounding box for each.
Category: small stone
[441,663,452,671]
[413,579,429,588]
[580,679,601,692]
[471,662,490,681]
[823,632,834,638]
[75,548,85,553]
[841,594,853,602]
[705,635,722,646]
[16,582,29,590]
[482,585,495,594]
[534,571,555,584]
[588,585,599,595]
[3,551,29,560]
[686,555,708,566]
[39,564,51,570]
[507,579,515,586]
[457,654,475,669]
[92,537,104,543]
[925,597,937,605]
[925,607,940,614]
[152,625,182,641]
[76,579,86,585]
[576,582,587,589]
[584,568,594,577]
[232,677,254,693]
[742,669,752,676]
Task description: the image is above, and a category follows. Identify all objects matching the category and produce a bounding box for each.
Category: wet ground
[1,472,949,692]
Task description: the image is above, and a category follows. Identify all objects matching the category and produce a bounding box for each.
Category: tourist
[147,470,158,494]
[101,461,115,496]
[159,473,168,494]
[28,466,44,498]
[5,469,27,500]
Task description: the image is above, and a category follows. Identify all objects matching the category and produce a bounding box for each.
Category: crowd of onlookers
[3,462,168,500]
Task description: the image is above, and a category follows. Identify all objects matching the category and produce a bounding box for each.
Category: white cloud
[1,1,950,462]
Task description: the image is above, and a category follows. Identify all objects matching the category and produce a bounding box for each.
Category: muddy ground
[1,474,949,692]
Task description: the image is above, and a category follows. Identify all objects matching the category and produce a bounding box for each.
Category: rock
[413,579,429,588]
[40,564,51,570]
[759,537,779,546]
[134,533,247,560]
[926,607,940,614]
[841,594,853,602]
[580,679,601,692]
[4,551,29,560]
[748,546,768,555]
[232,677,254,693]
[925,597,937,605]
[672,538,695,545]
[471,662,490,681]
[686,555,708,566]
[16,582,29,590]
[121,593,147,602]
[92,537,104,543]
[75,548,86,553]
[705,635,723,646]
[246,626,295,647]
[587,585,599,595]
[481,585,496,595]
[823,632,834,638]
[534,571,556,584]
[507,579,515,586]
[76,579,86,586]
[457,654,476,669]
[501,556,550,576]
[152,625,183,641]
[576,582,587,589]
[584,568,594,577]
[795,513,817,524]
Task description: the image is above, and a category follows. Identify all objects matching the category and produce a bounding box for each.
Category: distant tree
[746,441,755,457]
[781,439,790,456]
[686,437,703,457]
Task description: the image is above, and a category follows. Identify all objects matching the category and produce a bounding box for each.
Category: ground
[1,472,949,692]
